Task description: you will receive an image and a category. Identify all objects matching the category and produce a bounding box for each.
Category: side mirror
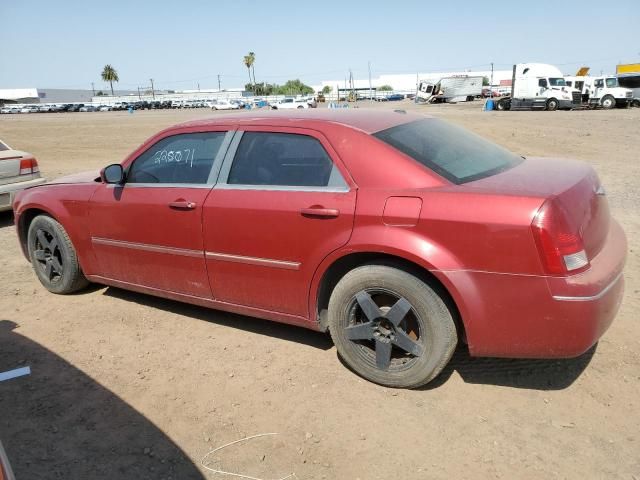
[101,164,125,184]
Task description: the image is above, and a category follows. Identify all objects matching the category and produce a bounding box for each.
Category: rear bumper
[0,177,46,212]
[444,220,627,358]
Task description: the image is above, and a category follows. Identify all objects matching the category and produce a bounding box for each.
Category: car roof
[174,109,427,134]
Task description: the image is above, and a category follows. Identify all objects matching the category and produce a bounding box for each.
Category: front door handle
[300,207,340,218]
[169,200,196,210]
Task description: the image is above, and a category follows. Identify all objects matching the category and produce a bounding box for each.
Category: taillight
[531,199,589,275]
[19,157,39,175]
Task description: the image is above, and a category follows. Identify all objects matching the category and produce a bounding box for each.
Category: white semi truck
[495,63,582,111]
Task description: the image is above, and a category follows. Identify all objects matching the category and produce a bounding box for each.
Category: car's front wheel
[27,215,89,294]
[328,265,457,388]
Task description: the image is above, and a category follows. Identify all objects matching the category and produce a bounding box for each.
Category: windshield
[548,78,566,87]
[605,78,618,88]
[373,118,523,184]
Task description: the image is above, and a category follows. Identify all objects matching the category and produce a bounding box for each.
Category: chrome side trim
[214,183,349,193]
[205,251,300,270]
[552,271,624,302]
[92,237,203,258]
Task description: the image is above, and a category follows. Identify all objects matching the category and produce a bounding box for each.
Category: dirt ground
[0,102,638,480]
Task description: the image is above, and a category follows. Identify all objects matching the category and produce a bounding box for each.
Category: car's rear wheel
[328,265,457,388]
[27,215,89,294]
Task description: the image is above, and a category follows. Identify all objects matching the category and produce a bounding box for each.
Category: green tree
[321,85,332,94]
[482,76,490,86]
[378,84,393,91]
[101,65,119,96]
[274,79,314,95]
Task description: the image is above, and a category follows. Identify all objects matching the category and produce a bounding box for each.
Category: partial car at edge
[0,139,45,212]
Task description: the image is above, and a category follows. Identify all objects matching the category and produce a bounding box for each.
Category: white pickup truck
[0,139,46,212]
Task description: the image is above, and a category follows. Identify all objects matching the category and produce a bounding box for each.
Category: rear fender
[308,225,484,344]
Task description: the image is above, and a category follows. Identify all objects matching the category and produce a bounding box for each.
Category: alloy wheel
[344,289,424,371]
[33,228,64,282]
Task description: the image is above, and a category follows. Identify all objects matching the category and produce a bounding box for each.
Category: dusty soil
[0,102,639,480]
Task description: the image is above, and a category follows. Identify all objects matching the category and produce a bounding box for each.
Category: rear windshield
[373,118,523,184]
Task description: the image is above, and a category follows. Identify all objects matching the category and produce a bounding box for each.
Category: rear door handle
[300,207,340,218]
[169,200,196,210]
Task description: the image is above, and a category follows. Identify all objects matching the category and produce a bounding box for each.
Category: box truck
[416,76,483,103]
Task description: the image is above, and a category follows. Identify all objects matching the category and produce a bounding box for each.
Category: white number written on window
[152,148,196,167]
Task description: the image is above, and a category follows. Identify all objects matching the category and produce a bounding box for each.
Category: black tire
[632,99,640,108]
[27,215,89,294]
[496,99,509,111]
[297,105,304,109]
[328,265,457,388]
[601,95,615,109]
[546,98,558,111]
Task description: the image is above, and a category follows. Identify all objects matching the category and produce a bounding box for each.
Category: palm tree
[248,51,256,85]
[101,65,119,96]
[243,55,254,92]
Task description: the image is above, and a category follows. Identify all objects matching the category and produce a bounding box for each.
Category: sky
[1,0,639,91]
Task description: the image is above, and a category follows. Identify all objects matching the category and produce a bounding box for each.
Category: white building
[318,70,513,93]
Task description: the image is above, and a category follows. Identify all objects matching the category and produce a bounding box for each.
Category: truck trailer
[416,76,483,103]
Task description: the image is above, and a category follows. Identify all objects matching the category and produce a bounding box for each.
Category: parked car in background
[271,97,309,109]
[12,110,626,388]
[385,93,405,101]
[0,138,45,212]
[98,105,112,112]
[79,105,97,112]
[211,100,239,110]
[306,97,318,108]
[0,106,14,114]
[67,104,84,112]
[20,105,39,113]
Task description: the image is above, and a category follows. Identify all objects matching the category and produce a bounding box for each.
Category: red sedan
[12,110,626,388]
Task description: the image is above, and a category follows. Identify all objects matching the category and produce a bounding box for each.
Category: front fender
[14,184,99,273]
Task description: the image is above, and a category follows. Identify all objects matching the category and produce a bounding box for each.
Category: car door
[89,129,233,298]
[202,127,357,317]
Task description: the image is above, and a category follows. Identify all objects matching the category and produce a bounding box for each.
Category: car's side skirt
[86,274,318,330]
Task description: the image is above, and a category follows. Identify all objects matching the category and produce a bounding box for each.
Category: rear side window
[227,132,346,188]
[373,118,523,184]
[127,132,225,184]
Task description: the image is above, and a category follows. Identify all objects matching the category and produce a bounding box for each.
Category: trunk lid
[466,156,610,260]
[0,150,31,186]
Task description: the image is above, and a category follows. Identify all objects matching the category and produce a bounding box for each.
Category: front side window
[605,78,618,88]
[127,132,225,184]
[548,78,566,87]
[373,118,523,184]
[594,79,604,88]
[227,132,346,188]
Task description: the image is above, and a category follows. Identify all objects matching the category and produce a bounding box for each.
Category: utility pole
[91,82,95,96]
[137,87,141,100]
[490,62,494,95]
[218,74,221,91]
[150,78,155,100]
